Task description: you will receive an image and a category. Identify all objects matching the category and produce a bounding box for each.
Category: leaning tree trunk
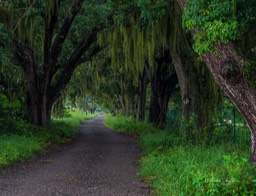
[203,43,256,162]
[177,0,256,162]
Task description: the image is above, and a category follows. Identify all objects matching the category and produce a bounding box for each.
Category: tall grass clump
[105,115,256,196]
[0,135,41,167]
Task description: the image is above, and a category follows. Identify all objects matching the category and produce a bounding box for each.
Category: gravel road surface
[0,116,148,196]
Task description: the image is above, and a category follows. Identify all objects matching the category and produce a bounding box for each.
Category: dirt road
[0,116,148,196]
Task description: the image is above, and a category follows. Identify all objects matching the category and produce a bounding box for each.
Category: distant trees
[99,0,219,131]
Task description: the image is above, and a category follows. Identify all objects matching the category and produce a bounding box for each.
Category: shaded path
[0,116,148,196]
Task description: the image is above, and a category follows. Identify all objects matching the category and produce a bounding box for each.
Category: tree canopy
[1,0,256,162]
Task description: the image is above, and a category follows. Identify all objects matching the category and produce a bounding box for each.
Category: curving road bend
[0,116,148,196]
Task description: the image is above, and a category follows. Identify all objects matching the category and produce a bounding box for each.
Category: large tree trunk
[137,66,149,121]
[171,51,218,134]
[171,52,196,122]
[177,0,256,162]
[169,0,219,139]
[148,50,178,127]
[203,43,256,162]
[20,42,53,125]
[27,93,52,125]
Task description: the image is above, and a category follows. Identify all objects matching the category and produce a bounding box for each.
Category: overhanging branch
[43,0,60,67]
[50,30,98,102]
[50,0,85,66]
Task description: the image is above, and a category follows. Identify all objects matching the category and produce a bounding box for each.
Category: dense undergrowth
[105,115,256,196]
[0,111,97,168]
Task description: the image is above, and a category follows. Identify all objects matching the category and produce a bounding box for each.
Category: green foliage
[0,94,21,110]
[243,60,256,89]
[99,0,171,85]
[0,23,10,44]
[180,113,199,145]
[140,130,174,154]
[105,115,253,196]
[137,0,170,23]
[0,93,24,120]
[179,114,215,146]
[0,118,30,135]
[193,154,256,195]
[1,22,26,117]
[0,110,97,168]
[183,0,238,54]
[77,49,140,115]
[139,146,252,195]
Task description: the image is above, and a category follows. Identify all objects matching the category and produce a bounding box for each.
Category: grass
[0,135,41,167]
[104,115,156,135]
[0,111,97,168]
[105,115,255,196]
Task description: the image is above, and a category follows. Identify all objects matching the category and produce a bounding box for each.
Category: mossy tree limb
[169,0,220,136]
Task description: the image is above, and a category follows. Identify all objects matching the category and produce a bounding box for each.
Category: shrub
[193,154,256,195]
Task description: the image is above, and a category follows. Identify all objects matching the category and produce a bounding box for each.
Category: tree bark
[137,65,149,121]
[171,52,194,122]
[203,43,256,162]
[119,95,126,114]
[28,94,53,125]
[18,42,53,125]
[171,51,217,133]
[177,0,256,162]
